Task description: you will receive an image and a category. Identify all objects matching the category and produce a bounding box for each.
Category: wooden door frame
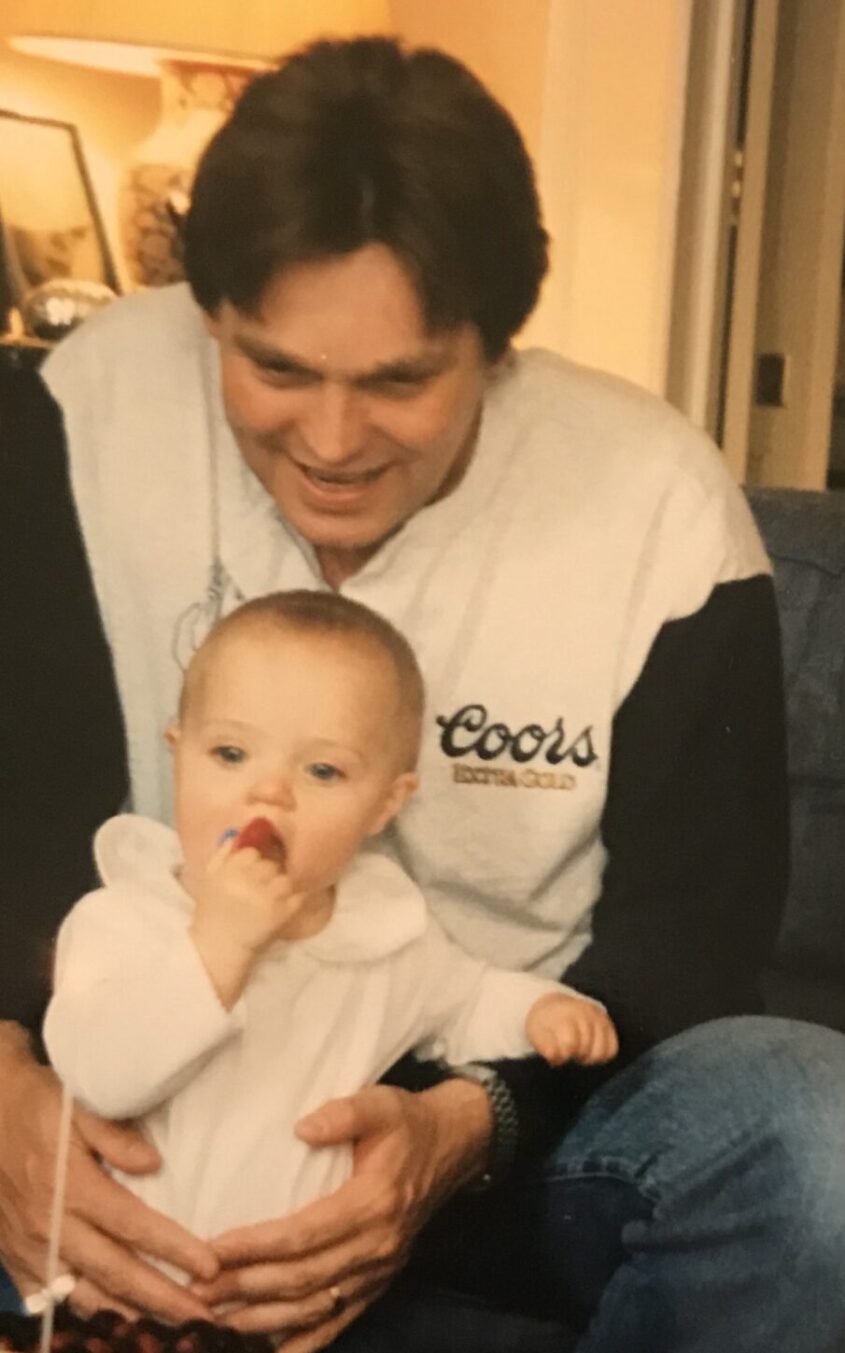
[746,0,845,488]
[666,0,779,477]
[669,0,845,487]
[666,0,749,438]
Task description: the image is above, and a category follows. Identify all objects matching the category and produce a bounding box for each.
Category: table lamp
[5,0,391,286]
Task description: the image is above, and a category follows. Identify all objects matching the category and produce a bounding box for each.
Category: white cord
[36,1084,75,1353]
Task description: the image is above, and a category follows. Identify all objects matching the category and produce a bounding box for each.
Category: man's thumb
[296,1086,395,1145]
[75,1106,161,1173]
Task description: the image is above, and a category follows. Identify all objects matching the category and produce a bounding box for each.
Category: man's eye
[366,373,430,398]
[308,763,343,783]
[211,745,244,765]
[256,363,318,389]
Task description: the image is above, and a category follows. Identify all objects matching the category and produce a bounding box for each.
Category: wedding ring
[24,1273,77,1314]
[328,1283,345,1317]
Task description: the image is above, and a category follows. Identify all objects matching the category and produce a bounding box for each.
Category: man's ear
[368,772,419,837]
[164,721,181,754]
[485,343,512,381]
[201,307,222,339]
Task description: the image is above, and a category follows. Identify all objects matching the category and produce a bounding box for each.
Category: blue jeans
[6,1018,845,1349]
[0,1265,21,1314]
[336,1016,845,1352]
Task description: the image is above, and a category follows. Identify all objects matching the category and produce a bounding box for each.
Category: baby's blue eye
[308,762,342,783]
[212,745,244,765]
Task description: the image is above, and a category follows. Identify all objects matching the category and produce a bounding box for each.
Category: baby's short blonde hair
[180,591,425,769]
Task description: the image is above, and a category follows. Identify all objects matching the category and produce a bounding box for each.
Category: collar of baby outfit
[94,814,428,964]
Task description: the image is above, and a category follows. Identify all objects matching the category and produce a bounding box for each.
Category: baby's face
[169,628,417,896]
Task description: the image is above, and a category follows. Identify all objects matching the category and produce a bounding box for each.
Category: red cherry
[233,817,286,864]
[133,1333,162,1353]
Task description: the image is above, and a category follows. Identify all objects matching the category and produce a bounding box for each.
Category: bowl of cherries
[0,1307,273,1353]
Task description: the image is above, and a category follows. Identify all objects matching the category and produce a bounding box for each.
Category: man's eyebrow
[232,335,315,373]
[359,352,452,383]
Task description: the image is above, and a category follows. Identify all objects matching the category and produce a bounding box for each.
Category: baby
[44,591,617,1252]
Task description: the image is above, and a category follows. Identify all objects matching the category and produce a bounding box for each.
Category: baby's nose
[248,772,295,811]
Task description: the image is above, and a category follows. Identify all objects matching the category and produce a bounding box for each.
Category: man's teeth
[305,466,381,485]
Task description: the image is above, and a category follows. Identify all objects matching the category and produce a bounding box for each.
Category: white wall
[523,1,692,392]
[390,0,692,392]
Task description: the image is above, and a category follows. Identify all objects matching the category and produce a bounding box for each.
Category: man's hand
[191,1079,492,1349]
[0,1026,218,1322]
[526,991,619,1066]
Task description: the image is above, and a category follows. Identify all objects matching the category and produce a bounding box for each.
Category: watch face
[461,1063,494,1086]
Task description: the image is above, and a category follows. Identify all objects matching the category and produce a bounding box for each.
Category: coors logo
[436,703,597,767]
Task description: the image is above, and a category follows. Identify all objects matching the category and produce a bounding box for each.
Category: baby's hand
[187,838,310,1009]
[526,991,619,1067]
[194,836,307,954]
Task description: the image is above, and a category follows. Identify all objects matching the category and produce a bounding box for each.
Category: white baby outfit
[44,815,568,1239]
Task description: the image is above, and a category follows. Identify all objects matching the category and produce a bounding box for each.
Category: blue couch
[748,489,845,1031]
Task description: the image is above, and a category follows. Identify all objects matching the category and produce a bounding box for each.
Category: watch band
[448,1061,519,1189]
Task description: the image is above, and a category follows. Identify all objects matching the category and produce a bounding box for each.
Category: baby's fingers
[528,1023,557,1064]
[576,1012,619,1066]
[205,831,239,873]
[529,1020,577,1066]
[598,1017,619,1062]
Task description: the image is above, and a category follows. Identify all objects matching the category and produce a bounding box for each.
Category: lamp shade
[2,0,395,289]
[2,0,394,69]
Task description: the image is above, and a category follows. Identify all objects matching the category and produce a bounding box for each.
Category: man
[4,35,845,1353]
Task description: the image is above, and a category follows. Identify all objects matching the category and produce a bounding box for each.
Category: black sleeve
[475,575,789,1169]
[0,364,128,1033]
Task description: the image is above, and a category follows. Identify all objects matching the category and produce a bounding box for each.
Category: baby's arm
[43,884,243,1119]
[414,918,617,1068]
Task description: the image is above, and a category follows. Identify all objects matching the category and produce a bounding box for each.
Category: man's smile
[296,462,389,487]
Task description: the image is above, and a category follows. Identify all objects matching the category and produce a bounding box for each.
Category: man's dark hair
[183,35,548,360]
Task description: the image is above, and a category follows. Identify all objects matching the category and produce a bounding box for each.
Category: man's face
[205,244,491,586]
[170,627,417,898]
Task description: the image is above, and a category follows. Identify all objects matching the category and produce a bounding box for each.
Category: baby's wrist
[189,919,257,1009]
[190,908,251,951]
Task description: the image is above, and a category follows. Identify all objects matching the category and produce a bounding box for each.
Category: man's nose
[303,380,367,464]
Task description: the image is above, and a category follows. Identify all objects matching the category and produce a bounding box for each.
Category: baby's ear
[164,721,181,754]
[368,772,419,836]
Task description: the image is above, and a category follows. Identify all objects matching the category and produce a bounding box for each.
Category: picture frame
[0,109,120,323]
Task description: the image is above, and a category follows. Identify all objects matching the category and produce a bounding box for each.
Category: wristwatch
[447,1062,519,1189]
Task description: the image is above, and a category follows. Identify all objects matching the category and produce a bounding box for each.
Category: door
[669,0,845,489]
